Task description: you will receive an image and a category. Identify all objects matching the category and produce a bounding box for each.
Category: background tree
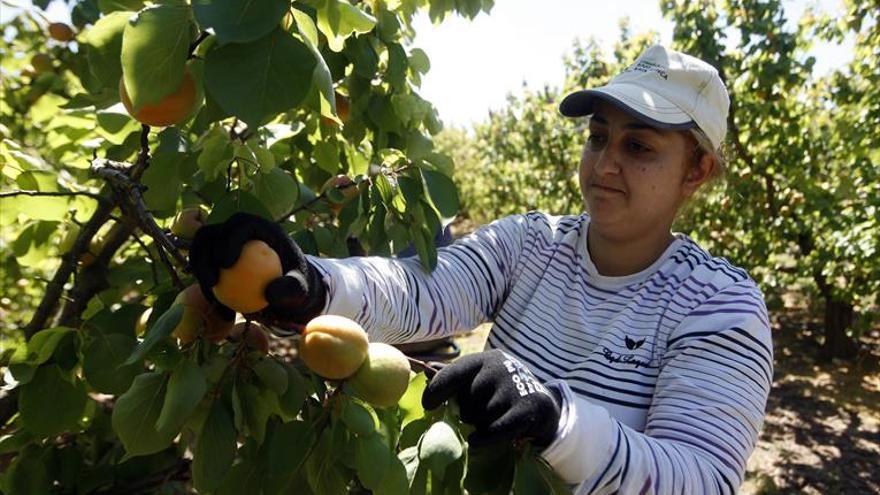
[442,1,879,361]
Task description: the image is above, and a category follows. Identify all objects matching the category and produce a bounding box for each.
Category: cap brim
[559,83,696,130]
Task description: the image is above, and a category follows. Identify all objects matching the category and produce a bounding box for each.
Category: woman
[191,45,772,494]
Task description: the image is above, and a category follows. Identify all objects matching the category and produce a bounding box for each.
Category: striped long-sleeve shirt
[307,211,773,494]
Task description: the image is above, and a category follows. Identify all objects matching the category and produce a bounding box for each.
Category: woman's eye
[627,140,651,153]
[587,134,606,150]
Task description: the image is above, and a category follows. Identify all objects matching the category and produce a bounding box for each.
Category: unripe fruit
[48,22,75,42]
[31,54,53,74]
[119,70,198,127]
[348,343,411,408]
[299,315,369,379]
[172,284,234,344]
[231,321,271,354]
[212,240,282,314]
[170,207,206,239]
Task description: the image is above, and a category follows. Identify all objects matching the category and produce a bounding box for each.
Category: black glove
[421,349,562,448]
[189,212,327,327]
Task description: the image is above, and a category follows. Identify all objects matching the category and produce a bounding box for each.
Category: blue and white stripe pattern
[309,212,772,494]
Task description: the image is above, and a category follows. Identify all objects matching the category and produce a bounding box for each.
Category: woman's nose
[594,146,622,175]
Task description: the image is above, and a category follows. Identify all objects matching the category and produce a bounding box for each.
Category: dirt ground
[448,313,880,495]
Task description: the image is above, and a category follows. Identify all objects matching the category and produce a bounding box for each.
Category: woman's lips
[591,184,625,194]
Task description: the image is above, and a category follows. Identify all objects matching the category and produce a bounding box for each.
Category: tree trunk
[820,297,859,361]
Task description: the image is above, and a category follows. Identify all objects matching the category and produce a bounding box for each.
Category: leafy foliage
[1,0,568,492]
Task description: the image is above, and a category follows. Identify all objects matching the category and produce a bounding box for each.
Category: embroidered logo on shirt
[625,336,646,350]
[601,346,659,369]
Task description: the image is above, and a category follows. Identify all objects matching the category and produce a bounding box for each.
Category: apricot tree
[0,1,567,493]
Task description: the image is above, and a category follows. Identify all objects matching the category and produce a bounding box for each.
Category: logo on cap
[623,60,669,80]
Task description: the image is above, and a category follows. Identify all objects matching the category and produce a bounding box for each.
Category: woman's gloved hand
[188,212,327,329]
[421,349,562,449]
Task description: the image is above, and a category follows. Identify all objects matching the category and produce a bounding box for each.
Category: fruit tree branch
[56,221,135,327]
[0,189,109,203]
[91,159,189,286]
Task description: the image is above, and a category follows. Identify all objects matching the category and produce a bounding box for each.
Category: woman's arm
[307,213,530,343]
[541,281,773,494]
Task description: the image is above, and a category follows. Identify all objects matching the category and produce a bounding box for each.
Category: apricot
[119,69,198,127]
[322,174,359,215]
[48,22,75,42]
[298,315,369,380]
[321,92,350,127]
[170,207,206,239]
[212,240,282,314]
[348,343,411,408]
[231,321,271,354]
[172,284,234,344]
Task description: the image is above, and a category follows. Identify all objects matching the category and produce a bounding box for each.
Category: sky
[411,0,854,127]
[5,0,854,129]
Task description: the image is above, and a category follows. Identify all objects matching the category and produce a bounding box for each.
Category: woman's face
[578,100,708,241]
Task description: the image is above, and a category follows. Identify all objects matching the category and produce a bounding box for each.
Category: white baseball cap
[559,44,730,150]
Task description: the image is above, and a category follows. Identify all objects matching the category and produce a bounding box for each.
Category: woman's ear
[681,152,716,199]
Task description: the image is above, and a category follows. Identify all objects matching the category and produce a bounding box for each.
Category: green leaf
[252,357,289,395]
[422,169,459,217]
[313,140,340,174]
[155,359,207,433]
[24,327,75,365]
[399,372,427,428]
[418,421,462,477]
[341,398,377,436]
[514,453,569,495]
[206,189,274,224]
[277,365,308,420]
[240,382,275,444]
[412,223,438,271]
[265,420,311,475]
[19,365,88,437]
[217,457,265,495]
[356,433,399,491]
[98,0,143,14]
[193,0,289,44]
[253,168,299,220]
[465,447,516,495]
[409,48,430,74]
[305,428,349,494]
[315,0,377,52]
[205,28,317,128]
[142,150,185,213]
[192,400,237,493]
[124,303,184,366]
[4,445,53,495]
[84,11,131,89]
[121,3,192,110]
[197,125,234,181]
[112,372,177,456]
[82,333,140,394]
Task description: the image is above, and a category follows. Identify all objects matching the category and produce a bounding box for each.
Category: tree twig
[92,160,189,272]
[0,189,108,203]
